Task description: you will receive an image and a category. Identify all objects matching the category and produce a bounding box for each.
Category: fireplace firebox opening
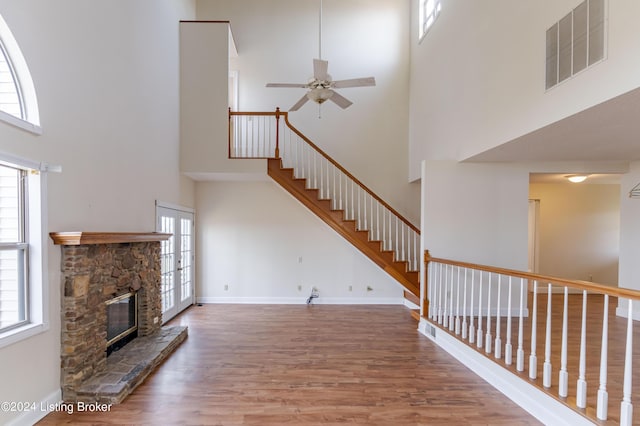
[106,292,138,356]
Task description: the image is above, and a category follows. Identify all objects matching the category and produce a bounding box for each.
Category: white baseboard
[403,299,419,310]
[418,319,592,426]
[6,388,62,426]
[197,296,405,305]
[615,301,640,321]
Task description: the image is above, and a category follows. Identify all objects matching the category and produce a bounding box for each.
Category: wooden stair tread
[267,158,420,297]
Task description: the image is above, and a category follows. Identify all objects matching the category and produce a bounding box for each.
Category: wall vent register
[546,0,605,90]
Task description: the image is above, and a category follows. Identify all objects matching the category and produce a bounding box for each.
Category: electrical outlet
[348,285,353,292]
[298,256,303,263]
[298,285,302,291]
[224,284,229,291]
[153,316,159,324]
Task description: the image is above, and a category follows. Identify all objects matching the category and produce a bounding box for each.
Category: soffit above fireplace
[50,232,171,245]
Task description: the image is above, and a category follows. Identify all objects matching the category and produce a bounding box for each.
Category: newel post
[275,107,281,159]
[423,250,430,318]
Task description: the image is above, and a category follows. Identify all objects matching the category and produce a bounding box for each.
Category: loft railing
[424,250,640,425]
[229,108,420,271]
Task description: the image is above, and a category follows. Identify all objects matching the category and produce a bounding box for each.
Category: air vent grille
[546,0,606,90]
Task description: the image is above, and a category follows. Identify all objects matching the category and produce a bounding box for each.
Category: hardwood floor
[38,304,539,425]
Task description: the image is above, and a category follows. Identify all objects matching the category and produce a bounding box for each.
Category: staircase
[229,109,420,298]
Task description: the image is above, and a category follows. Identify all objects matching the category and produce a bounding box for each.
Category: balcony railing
[424,250,640,425]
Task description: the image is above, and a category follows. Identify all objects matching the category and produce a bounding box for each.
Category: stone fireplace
[51,232,188,404]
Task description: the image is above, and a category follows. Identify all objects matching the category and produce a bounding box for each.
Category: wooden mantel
[49,232,172,246]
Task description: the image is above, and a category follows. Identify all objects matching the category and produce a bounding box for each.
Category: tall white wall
[180,21,263,176]
[618,162,640,316]
[196,180,404,303]
[529,183,620,285]
[422,161,530,269]
[409,0,640,179]
[0,1,196,424]
[196,0,419,224]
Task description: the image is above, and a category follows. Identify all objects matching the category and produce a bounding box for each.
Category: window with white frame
[0,154,48,348]
[0,13,40,133]
[419,0,442,41]
[0,41,23,119]
[0,164,28,332]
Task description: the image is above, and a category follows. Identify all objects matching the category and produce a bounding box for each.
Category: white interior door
[156,204,195,323]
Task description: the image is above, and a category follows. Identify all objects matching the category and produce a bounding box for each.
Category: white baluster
[429,262,436,320]
[505,276,514,366]
[455,266,461,335]
[462,268,468,340]
[543,283,552,388]
[576,290,588,408]
[485,272,492,354]
[620,299,634,426]
[559,286,569,398]
[477,270,483,349]
[449,265,455,332]
[438,263,444,324]
[356,186,361,229]
[374,201,379,241]
[469,269,476,344]
[597,294,609,420]
[443,264,450,328]
[401,223,406,261]
[439,263,445,326]
[495,274,502,359]
[516,278,525,371]
[529,280,538,379]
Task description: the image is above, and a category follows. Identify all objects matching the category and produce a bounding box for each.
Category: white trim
[155,200,194,214]
[5,388,61,426]
[615,299,640,321]
[197,296,405,305]
[0,109,42,135]
[418,318,593,425]
[404,298,419,310]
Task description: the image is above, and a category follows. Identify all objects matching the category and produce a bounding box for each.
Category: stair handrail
[425,250,640,298]
[229,108,419,235]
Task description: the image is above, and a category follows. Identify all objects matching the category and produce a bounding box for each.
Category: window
[0,164,28,332]
[0,153,49,348]
[545,0,606,90]
[0,41,22,119]
[0,13,40,133]
[419,0,442,41]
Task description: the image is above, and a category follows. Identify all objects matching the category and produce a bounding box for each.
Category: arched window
[0,13,40,133]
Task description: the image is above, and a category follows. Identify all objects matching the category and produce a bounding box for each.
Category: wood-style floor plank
[38,304,539,425]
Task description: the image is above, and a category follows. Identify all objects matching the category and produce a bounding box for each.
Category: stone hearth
[50,232,188,403]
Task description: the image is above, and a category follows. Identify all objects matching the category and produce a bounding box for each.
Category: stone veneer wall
[60,242,162,401]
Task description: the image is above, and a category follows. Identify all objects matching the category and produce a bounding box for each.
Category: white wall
[196,0,420,224]
[180,21,264,176]
[0,1,196,424]
[618,162,640,317]
[529,183,620,285]
[409,0,640,179]
[422,161,530,269]
[196,180,404,303]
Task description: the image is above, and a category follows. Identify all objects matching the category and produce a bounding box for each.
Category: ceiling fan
[266,0,376,113]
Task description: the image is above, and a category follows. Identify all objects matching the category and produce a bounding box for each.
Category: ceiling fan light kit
[265,0,376,113]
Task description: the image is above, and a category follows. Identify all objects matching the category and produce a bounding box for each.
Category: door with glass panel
[156,204,195,323]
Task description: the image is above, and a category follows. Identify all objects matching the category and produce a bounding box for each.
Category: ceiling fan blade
[328,90,353,109]
[332,77,376,88]
[313,58,329,80]
[289,94,310,111]
[266,83,308,88]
